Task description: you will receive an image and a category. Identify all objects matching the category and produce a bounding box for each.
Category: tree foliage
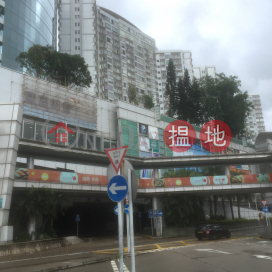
[9,187,66,238]
[164,59,177,117]
[162,194,205,227]
[176,69,203,126]
[141,94,155,109]
[168,67,253,137]
[163,168,202,178]
[127,85,139,105]
[199,74,253,137]
[16,45,92,88]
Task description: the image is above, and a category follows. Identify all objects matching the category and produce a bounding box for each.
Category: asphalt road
[65,231,272,272]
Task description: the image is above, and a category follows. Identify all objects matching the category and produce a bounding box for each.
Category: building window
[75,38,77,42]
[75,23,77,27]
[75,46,77,50]
[23,121,34,140]
[107,37,111,43]
[111,140,117,148]
[75,30,77,34]
[35,123,44,141]
[104,138,110,149]
[78,46,80,50]
[78,38,80,42]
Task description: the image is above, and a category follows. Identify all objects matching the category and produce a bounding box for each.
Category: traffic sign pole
[128,169,135,272]
[126,213,130,253]
[118,201,123,272]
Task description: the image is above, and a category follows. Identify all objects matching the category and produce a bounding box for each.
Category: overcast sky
[97,0,272,131]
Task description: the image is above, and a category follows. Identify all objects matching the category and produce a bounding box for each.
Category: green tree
[16,45,92,88]
[141,94,154,109]
[9,187,66,239]
[176,77,188,120]
[199,74,253,137]
[15,45,51,79]
[127,85,139,105]
[163,168,202,178]
[164,59,177,117]
[162,194,205,227]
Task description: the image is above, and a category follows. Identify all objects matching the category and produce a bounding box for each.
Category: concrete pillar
[153,169,159,179]
[152,197,161,236]
[27,157,34,169]
[0,103,23,243]
[224,166,230,175]
[152,196,158,210]
[28,217,36,240]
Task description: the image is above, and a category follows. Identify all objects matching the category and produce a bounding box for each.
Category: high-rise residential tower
[156,50,216,114]
[0,0,56,71]
[246,95,266,143]
[58,0,158,101]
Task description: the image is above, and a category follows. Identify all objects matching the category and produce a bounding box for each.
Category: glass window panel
[77,133,85,148]
[104,138,110,149]
[96,137,101,150]
[111,140,117,148]
[68,127,76,145]
[87,135,94,149]
[23,121,34,140]
[35,123,44,141]
[46,125,55,143]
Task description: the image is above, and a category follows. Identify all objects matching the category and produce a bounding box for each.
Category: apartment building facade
[156,50,216,114]
[246,95,266,143]
[58,0,158,102]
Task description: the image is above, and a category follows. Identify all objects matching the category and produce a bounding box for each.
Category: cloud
[97,0,272,132]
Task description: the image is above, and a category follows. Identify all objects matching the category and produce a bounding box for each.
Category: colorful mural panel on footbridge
[15,168,272,188]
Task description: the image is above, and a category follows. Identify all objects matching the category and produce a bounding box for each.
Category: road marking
[155,244,162,249]
[254,255,272,260]
[111,260,130,272]
[257,241,268,243]
[195,249,232,254]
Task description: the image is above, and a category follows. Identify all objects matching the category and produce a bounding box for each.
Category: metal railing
[0,237,94,269]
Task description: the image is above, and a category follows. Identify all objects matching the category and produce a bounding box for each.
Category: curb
[258,235,272,240]
[135,234,155,239]
[32,257,115,272]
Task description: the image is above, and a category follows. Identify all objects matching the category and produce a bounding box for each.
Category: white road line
[254,255,272,260]
[257,241,268,243]
[195,249,232,254]
[111,260,130,272]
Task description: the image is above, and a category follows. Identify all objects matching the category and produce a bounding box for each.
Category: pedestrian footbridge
[14,168,272,195]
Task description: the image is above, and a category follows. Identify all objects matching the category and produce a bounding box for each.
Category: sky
[97,0,272,131]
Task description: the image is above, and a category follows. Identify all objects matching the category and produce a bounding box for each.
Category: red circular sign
[199,120,232,153]
[163,120,196,153]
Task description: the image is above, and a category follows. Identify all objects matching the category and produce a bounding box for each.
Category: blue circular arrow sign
[114,206,118,215]
[124,204,130,214]
[263,206,268,213]
[158,210,163,217]
[107,175,128,202]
